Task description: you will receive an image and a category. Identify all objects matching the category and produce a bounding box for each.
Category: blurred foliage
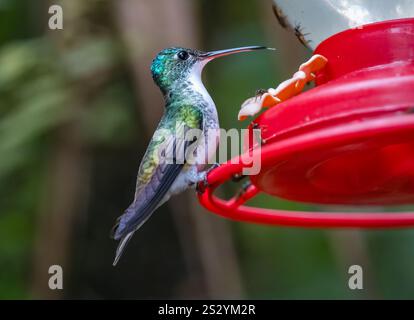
[0,0,136,299]
[0,0,413,299]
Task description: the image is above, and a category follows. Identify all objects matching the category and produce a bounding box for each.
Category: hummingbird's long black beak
[200,46,275,60]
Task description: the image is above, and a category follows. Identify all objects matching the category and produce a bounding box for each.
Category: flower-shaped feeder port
[198,18,414,228]
[238,54,328,120]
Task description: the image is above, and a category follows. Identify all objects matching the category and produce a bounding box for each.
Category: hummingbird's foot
[196,163,220,194]
[196,172,208,194]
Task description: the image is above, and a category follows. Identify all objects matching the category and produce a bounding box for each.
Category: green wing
[135,105,203,190]
[111,105,203,265]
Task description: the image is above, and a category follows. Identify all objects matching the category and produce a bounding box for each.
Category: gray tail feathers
[113,232,134,266]
[110,202,158,266]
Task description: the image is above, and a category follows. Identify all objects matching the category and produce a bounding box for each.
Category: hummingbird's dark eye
[177,50,189,60]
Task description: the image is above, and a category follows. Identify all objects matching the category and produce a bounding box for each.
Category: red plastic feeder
[198,18,414,228]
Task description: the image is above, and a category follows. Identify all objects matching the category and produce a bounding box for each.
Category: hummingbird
[111,45,273,265]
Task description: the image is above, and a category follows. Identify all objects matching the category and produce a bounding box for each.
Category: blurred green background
[0,0,413,299]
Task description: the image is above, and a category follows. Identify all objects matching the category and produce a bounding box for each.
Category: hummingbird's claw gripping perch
[196,163,220,194]
[238,54,328,121]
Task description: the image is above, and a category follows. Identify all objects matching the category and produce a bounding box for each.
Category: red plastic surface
[198,18,414,228]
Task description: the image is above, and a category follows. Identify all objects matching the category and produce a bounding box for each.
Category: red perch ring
[198,18,414,228]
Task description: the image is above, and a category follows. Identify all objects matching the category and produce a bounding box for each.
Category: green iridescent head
[150,46,273,94]
[150,47,202,93]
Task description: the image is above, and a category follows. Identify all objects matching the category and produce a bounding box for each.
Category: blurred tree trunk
[31,127,90,299]
[114,0,244,298]
[30,0,93,299]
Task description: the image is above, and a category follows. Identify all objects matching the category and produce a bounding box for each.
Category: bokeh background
[0,0,413,299]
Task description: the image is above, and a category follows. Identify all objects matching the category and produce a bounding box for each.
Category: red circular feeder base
[198,18,414,228]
